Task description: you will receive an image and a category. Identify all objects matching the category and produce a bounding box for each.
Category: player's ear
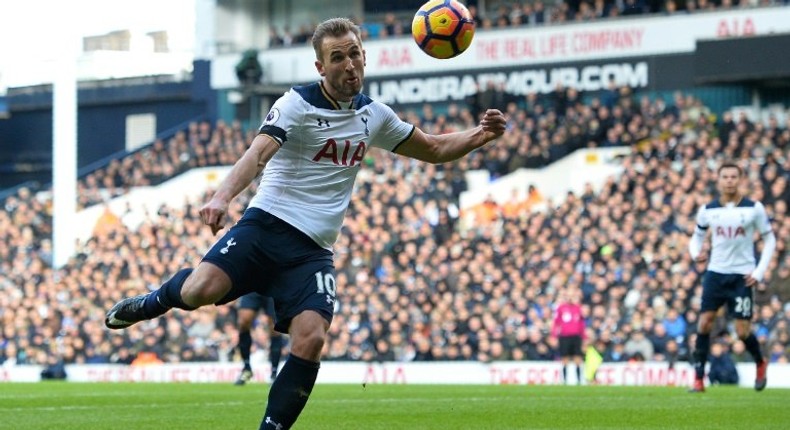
[363,49,367,67]
[315,60,326,77]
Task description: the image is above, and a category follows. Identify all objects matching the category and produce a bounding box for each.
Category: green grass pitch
[2,383,788,429]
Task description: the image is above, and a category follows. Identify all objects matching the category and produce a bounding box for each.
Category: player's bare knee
[185,285,223,307]
[238,319,254,331]
[290,328,326,360]
[298,330,326,352]
[181,279,222,307]
[697,314,714,334]
[237,309,255,330]
[181,264,232,307]
[735,324,751,340]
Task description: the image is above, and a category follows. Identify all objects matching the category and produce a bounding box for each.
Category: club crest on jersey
[220,237,237,254]
[312,139,367,166]
[361,117,369,136]
[263,108,280,125]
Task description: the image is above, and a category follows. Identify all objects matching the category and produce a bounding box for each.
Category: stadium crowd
[264,1,790,48]
[1,85,789,376]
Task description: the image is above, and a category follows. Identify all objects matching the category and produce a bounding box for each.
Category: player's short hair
[311,18,362,61]
[717,161,743,176]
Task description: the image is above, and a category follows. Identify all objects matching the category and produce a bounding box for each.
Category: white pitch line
[0,400,254,412]
[0,396,518,413]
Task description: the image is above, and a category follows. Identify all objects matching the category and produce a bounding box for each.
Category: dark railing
[0,114,207,201]
[76,114,207,179]
[0,180,41,201]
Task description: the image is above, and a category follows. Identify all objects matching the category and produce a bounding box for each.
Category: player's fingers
[211,211,225,231]
[483,120,505,130]
[482,117,506,131]
[207,215,223,234]
[201,208,222,229]
[484,112,506,124]
[200,209,213,226]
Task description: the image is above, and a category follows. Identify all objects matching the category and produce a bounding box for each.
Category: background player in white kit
[104,18,507,430]
[688,162,776,393]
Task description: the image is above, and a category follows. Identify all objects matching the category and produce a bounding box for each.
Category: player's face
[315,32,365,102]
[717,167,741,196]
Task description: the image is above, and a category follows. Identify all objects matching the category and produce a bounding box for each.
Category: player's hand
[744,274,758,287]
[480,109,507,141]
[199,198,229,235]
[694,253,708,265]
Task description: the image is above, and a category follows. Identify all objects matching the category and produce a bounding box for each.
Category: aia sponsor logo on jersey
[312,139,368,166]
[715,225,746,238]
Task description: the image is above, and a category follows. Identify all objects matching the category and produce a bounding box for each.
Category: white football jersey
[694,198,773,275]
[248,82,415,250]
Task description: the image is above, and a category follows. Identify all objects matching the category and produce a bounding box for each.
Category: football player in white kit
[105,17,507,429]
[688,162,776,393]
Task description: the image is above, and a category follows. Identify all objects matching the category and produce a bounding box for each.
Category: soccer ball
[411,0,475,59]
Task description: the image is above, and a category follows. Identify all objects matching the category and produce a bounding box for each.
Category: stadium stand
[264,1,787,48]
[1,86,788,370]
[76,119,251,210]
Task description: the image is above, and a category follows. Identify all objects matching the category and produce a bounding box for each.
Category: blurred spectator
[604,341,628,362]
[769,265,790,302]
[662,308,688,343]
[131,351,163,366]
[40,355,67,380]
[708,341,739,385]
[625,330,655,361]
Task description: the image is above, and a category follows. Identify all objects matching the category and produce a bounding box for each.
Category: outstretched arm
[394,109,506,163]
[199,134,280,234]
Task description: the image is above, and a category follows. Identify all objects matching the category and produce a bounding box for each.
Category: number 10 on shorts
[315,272,337,297]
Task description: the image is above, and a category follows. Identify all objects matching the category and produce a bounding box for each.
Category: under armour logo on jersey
[326,295,335,305]
[361,117,369,136]
[264,417,283,430]
[317,118,330,128]
[220,237,237,254]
